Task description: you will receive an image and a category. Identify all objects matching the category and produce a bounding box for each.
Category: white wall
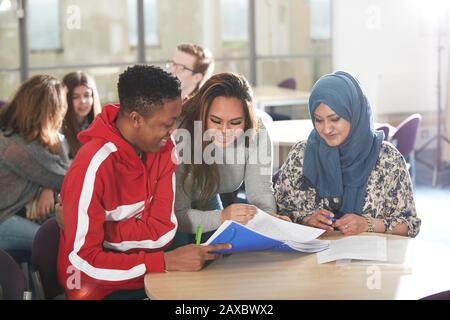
[332,0,450,117]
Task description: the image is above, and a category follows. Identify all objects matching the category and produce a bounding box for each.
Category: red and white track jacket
[57,104,177,300]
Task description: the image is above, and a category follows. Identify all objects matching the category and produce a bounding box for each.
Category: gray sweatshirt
[0,132,70,223]
[175,123,276,233]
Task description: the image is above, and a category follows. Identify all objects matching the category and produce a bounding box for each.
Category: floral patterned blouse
[274,140,421,237]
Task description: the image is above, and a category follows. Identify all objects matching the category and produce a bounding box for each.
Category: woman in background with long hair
[61,71,101,159]
[0,75,70,262]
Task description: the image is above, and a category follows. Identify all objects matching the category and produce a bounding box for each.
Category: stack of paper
[316,236,387,264]
[335,239,410,266]
[204,209,330,253]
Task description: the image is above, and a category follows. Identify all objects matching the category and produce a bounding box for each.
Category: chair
[375,123,390,141]
[420,290,450,300]
[272,169,281,187]
[391,114,422,187]
[0,248,28,300]
[267,78,297,121]
[31,218,65,300]
[278,78,297,90]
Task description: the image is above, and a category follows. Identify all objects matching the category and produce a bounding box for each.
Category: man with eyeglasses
[166,43,214,100]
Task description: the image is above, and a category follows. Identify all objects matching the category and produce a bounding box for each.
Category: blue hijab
[303,71,384,216]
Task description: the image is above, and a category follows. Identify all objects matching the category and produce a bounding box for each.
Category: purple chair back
[391,114,422,156]
[272,169,281,187]
[420,290,450,300]
[31,218,63,299]
[278,78,297,90]
[0,248,27,300]
[375,124,390,141]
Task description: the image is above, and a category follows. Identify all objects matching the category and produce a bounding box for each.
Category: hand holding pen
[302,209,335,232]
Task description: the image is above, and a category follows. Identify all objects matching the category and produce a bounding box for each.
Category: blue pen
[325,215,336,223]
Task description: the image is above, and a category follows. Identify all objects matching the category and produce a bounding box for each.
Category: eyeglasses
[165,61,195,73]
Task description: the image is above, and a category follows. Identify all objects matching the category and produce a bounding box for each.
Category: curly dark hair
[118,65,181,116]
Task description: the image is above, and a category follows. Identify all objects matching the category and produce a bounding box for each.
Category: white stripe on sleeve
[103,172,178,251]
[68,142,147,281]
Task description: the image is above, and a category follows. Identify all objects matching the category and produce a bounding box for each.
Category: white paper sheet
[247,209,325,242]
[317,236,387,264]
[334,239,410,266]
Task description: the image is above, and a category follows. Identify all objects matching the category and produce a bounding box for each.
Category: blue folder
[205,221,301,253]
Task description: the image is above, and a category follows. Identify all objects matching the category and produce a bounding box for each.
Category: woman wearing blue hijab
[274,71,421,237]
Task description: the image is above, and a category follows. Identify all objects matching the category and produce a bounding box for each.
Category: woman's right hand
[36,188,55,222]
[302,209,335,232]
[221,204,257,225]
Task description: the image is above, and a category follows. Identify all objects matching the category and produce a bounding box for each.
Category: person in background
[274,71,421,237]
[167,43,272,127]
[167,43,214,100]
[0,75,70,262]
[57,65,230,300]
[175,72,290,239]
[61,71,102,160]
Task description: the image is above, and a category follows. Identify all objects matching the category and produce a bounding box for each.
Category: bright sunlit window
[28,0,61,51]
[128,0,159,47]
[221,0,249,45]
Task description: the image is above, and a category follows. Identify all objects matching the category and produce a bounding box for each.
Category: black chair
[267,78,297,121]
[0,248,28,300]
[31,218,65,299]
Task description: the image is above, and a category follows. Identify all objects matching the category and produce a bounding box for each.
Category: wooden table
[145,233,450,300]
[253,86,310,111]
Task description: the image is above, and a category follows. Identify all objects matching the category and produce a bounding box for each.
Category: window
[0,1,20,68]
[128,0,159,47]
[28,0,61,51]
[220,0,249,59]
[29,1,135,67]
[256,0,332,56]
[0,71,20,101]
[0,0,332,107]
[221,0,248,42]
[310,0,331,40]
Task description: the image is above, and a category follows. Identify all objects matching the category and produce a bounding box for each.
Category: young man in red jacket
[57,65,230,300]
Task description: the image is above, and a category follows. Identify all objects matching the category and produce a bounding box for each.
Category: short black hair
[118,65,181,116]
